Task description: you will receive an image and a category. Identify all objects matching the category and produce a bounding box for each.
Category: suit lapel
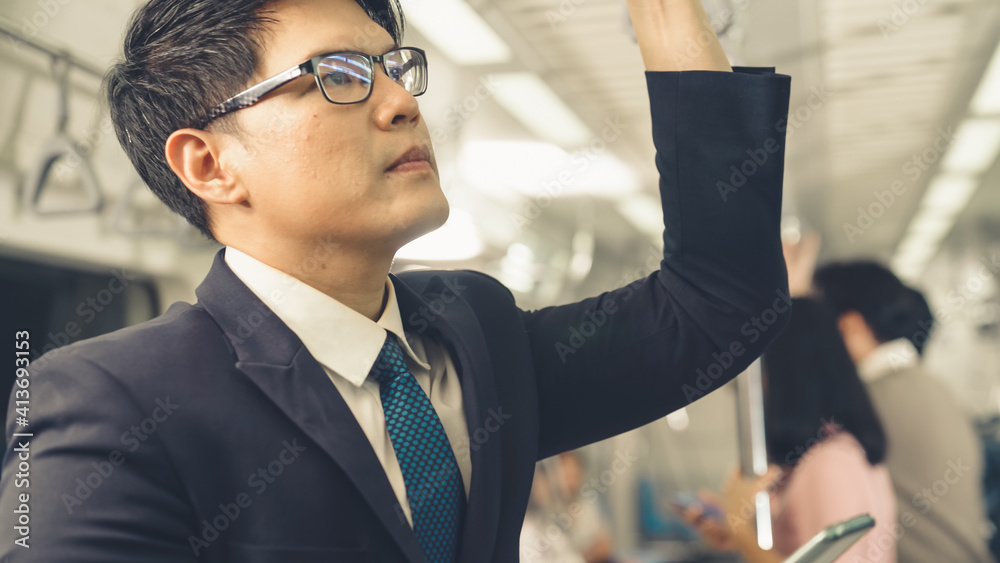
[195,251,504,562]
[392,273,503,562]
[195,250,425,562]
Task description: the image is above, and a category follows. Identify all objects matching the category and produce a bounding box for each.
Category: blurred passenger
[683,298,896,562]
[556,452,615,563]
[519,452,617,563]
[521,466,585,563]
[815,262,994,563]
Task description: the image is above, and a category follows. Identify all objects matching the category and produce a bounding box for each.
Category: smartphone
[783,514,876,563]
[670,492,724,522]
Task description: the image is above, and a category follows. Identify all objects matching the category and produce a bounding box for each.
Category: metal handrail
[0,17,105,79]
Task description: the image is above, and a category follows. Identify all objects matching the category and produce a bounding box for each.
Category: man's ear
[164,128,248,205]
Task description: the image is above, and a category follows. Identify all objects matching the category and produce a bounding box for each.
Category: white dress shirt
[856,337,920,384]
[224,247,470,527]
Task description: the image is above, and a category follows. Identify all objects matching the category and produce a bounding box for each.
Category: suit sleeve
[523,68,792,459]
[0,352,197,562]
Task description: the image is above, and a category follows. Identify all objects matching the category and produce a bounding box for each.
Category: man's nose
[372,69,421,129]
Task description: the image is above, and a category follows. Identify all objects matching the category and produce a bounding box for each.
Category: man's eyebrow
[303,42,401,60]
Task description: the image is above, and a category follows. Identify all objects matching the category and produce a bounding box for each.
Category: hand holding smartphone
[673,492,734,551]
[671,492,725,522]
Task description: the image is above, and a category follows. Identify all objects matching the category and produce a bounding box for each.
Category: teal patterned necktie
[370,332,465,562]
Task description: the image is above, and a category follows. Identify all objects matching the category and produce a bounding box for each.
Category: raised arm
[626,0,733,72]
[524,2,791,459]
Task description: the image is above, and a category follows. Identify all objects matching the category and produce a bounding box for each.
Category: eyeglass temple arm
[197,64,307,128]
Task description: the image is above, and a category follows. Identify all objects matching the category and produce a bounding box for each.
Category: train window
[0,255,159,450]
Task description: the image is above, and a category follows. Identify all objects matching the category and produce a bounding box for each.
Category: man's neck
[227,242,393,321]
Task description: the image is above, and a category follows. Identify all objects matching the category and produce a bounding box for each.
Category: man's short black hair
[813,261,935,355]
[104,0,404,241]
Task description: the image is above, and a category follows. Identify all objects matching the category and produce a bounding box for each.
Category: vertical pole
[735,358,773,550]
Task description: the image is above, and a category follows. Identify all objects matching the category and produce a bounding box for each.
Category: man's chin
[404,199,450,242]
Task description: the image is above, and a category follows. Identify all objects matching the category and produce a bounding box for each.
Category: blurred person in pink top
[683,298,897,562]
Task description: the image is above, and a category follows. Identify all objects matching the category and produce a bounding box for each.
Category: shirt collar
[857,338,919,383]
[223,246,429,386]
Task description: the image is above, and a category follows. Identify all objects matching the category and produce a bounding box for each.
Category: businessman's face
[223,0,447,253]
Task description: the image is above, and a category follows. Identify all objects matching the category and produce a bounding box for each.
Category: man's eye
[324,71,353,86]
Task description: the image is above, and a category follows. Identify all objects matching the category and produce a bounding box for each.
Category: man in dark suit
[0,0,791,561]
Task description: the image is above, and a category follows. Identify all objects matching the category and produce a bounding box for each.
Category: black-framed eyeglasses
[195,46,428,128]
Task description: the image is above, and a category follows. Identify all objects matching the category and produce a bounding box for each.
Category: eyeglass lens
[316,49,426,103]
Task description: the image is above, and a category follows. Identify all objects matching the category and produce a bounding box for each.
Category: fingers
[758,464,784,492]
[698,488,721,507]
[698,516,735,550]
[681,503,705,525]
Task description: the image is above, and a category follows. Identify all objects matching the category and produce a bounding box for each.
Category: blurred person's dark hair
[763,298,887,467]
[813,261,935,355]
[103,0,404,241]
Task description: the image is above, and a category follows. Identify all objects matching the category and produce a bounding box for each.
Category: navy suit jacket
[1,68,791,562]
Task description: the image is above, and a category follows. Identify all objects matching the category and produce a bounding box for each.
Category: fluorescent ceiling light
[890,252,933,283]
[458,140,638,199]
[896,232,942,261]
[904,209,954,241]
[666,407,690,431]
[890,227,944,281]
[893,38,1000,282]
[940,118,1000,174]
[616,194,663,239]
[458,141,568,202]
[576,154,640,196]
[780,215,802,244]
[918,174,979,218]
[498,243,535,293]
[404,0,510,65]
[396,209,484,261]
[972,40,1000,115]
[891,261,923,283]
[491,73,592,147]
[568,231,594,281]
[891,199,960,281]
